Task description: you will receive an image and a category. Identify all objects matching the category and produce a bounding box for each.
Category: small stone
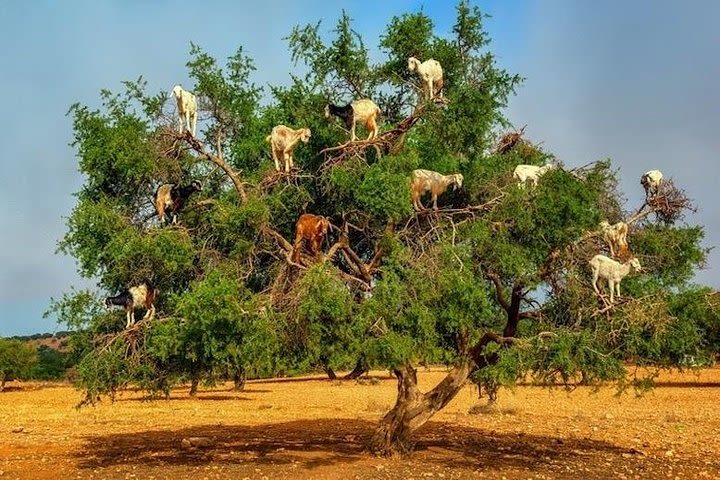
[11,427,24,433]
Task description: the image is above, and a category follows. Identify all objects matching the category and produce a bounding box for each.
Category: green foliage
[356,156,415,221]
[54,1,714,408]
[0,339,39,387]
[30,346,72,380]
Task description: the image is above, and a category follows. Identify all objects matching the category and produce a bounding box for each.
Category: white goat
[411,169,463,211]
[407,57,444,100]
[324,99,381,141]
[266,125,311,172]
[513,163,555,188]
[641,170,663,199]
[588,254,642,304]
[599,221,629,258]
[171,85,197,137]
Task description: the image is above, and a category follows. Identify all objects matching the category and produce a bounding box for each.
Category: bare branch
[164,129,247,202]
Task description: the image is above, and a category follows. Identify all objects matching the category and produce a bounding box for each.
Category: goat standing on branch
[105,281,158,328]
[293,214,331,262]
[411,169,463,211]
[266,125,311,172]
[599,221,629,258]
[641,169,663,199]
[513,163,555,188]
[589,254,642,304]
[171,85,197,137]
[408,57,444,100]
[325,99,381,141]
[154,180,202,225]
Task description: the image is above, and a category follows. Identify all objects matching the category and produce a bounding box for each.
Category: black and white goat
[324,99,381,141]
[154,180,202,224]
[105,281,158,328]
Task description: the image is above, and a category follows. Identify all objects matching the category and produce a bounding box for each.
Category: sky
[0,0,718,336]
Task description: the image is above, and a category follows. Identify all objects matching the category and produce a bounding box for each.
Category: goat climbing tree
[52,1,717,455]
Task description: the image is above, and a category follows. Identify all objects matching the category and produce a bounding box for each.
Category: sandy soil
[1,367,719,479]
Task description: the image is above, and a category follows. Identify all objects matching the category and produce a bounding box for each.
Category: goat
[599,221,629,258]
[154,180,202,225]
[641,170,663,199]
[411,169,463,211]
[105,281,158,328]
[171,85,198,136]
[265,125,311,172]
[407,57,444,100]
[324,99,381,141]
[293,214,330,261]
[588,254,642,304]
[513,163,555,188]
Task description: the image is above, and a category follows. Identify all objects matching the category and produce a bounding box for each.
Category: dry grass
[1,367,719,479]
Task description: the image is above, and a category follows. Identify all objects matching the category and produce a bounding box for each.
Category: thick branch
[504,283,524,338]
[169,129,247,202]
[487,272,510,312]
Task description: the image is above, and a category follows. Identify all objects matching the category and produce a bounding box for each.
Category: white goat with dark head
[171,85,197,137]
[407,57,444,100]
[588,254,642,304]
[105,281,158,328]
[324,99,381,141]
[266,125,311,172]
[411,169,463,211]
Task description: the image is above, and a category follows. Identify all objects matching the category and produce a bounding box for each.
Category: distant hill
[8,332,71,352]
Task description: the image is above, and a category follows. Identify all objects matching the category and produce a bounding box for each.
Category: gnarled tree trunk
[233,368,246,391]
[369,360,473,456]
[189,375,200,396]
[343,357,369,380]
[370,332,515,455]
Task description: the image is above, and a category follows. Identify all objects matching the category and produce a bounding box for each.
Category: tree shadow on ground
[116,394,253,402]
[75,419,643,473]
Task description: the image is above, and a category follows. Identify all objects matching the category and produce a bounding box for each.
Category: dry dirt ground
[1,367,719,480]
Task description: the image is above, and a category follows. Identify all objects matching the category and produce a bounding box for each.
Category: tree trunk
[343,357,369,380]
[369,361,472,456]
[325,366,337,380]
[189,376,200,396]
[233,369,246,391]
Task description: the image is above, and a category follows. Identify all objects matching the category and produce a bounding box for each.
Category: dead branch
[257,169,313,192]
[495,125,526,154]
[164,129,247,202]
[629,179,694,225]
[319,101,437,171]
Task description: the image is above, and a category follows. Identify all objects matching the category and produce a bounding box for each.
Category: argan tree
[0,338,38,391]
[52,1,716,455]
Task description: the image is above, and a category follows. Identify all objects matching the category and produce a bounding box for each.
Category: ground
[1,367,719,480]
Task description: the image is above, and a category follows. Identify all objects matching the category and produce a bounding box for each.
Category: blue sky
[1,1,718,336]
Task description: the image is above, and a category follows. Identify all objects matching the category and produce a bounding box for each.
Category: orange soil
[1,367,719,479]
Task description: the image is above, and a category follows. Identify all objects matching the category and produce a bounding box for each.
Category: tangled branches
[95,320,152,364]
[261,220,390,303]
[319,99,445,171]
[640,179,694,224]
[495,125,526,154]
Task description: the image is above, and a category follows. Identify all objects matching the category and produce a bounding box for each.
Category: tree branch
[166,129,247,202]
[486,272,510,312]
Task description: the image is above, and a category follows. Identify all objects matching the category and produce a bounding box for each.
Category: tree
[31,345,72,380]
[52,1,715,455]
[0,339,38,390]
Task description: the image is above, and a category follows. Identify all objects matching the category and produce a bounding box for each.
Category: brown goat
[293,214,330,261]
